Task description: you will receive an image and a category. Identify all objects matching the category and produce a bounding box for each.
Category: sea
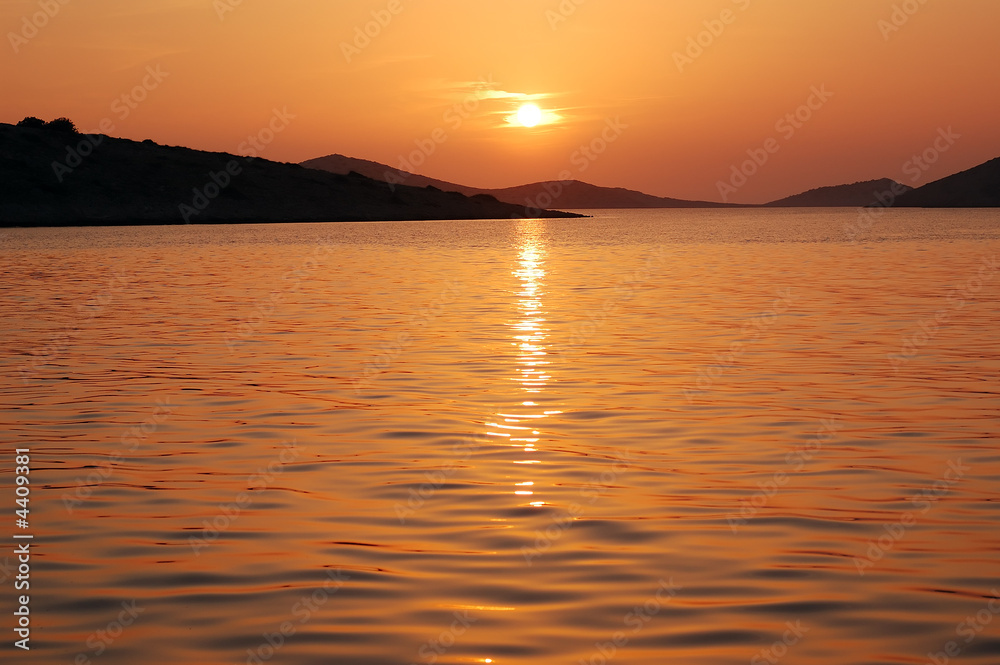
[2,208,999,665]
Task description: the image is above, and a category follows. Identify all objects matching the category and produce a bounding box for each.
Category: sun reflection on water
[480,222,565,505]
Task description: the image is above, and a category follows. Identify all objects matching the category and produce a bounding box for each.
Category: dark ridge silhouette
[485,180,739,209]
[301,153,738,208]
[0,121,583,227]
[892,157,1000,207]
[306,152,1000,209]
[765,178,912,207]
[302,154,478,195]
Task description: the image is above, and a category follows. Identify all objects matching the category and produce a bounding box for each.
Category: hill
[0,123,582,226]
[485,180,736,209]
[766,178,912,207]
[893,157,1000,207]
[301,154,480,196]
[302,153,736,208]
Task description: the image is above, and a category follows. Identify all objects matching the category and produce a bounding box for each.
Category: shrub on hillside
[16,116,46,129]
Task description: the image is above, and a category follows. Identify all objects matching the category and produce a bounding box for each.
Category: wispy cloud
[422,80,574,128]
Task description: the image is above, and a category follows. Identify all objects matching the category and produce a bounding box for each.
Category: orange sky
[3,0,999,203]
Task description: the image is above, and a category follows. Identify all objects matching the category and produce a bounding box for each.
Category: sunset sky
[3,0,999,203]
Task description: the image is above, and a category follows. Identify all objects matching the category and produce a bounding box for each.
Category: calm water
[2,208,1000,665]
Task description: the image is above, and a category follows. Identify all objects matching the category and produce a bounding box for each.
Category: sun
[516,103,543,128]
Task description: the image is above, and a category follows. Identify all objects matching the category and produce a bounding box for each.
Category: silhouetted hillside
[301,154,480,196]
[486,180,737,209]
[0,123,582,226]
[893,157,1000,207]
[302,153,736,208]
[766,179,912,207]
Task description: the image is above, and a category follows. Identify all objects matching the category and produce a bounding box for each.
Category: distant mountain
[766,178,912,207]
[302,153,736,208]
[893,157,1000,207]
[484,180,737,209]
[0,123,582,226]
